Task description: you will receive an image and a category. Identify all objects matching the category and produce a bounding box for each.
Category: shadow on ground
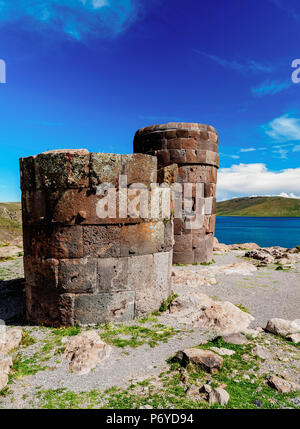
[0,278,26,324]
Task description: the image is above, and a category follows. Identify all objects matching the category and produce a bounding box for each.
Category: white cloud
[193,50,272,75]
[217,163,300,201]
[240,147,267,153]
[264,114,300,142]
[251,79,292,97]
[240,148,256,153]
[293,145,300,152]
[0,0,137,40]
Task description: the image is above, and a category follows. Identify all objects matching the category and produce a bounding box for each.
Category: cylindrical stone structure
[20,150,173,327]
[133,122,219,264]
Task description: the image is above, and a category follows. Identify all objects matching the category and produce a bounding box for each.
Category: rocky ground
[0,240,299,409]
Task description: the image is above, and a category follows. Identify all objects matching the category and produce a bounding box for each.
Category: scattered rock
[265,319,300,338]
[175,348,223,374]
[63,331,111,375]
[243,328,262,338]
[245,249,274,265]
[213,237,229,254]
[171,269,217,287]
[185,385,200,398]
[0,354,13,390]
[286,333,300,344]
[0,326,23,354]
[222,333,249,345]
[209,388,230,406]
[276,258,294,267]
[169,292,255,335]
[212,262,257,276]
[267,375,292,394]
[228,243,260,251]
[252,345,272,360]
[139,405,153,409]
[210,347,235,356]
[199,384,212,394]
[253,399,263,408]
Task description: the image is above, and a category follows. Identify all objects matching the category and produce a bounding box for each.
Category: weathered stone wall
[133,123,219,264]
[20,150,172,327]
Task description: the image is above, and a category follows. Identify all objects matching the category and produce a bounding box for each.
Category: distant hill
[0,202,22,243]
[216,196,300,217]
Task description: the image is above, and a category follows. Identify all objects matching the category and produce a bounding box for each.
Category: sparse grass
[159,291,178,313]
[234,303,250,314]
[35,336,300,409]
[99,322,179,349]
[10,353,50,380]
[20,331,36,348]
[200,259,216,266]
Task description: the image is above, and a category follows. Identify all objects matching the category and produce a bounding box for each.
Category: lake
[215,217,300,249]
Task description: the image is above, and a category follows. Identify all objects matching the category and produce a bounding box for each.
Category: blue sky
[0,0,300,201]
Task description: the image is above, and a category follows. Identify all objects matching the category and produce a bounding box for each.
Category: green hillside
[0,202,22,242]
[216,196,300,217]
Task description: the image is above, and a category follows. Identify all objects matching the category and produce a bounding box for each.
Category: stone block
[26,287,74,327]
[135,252,171,317]
[23,224,84,259]
[47,188,96,225]
[120,221,165,256]
[163,219,174,250]
[83,225,121,258]
[173,250,194,264]
[24,256,59,289]
[156,150,170,166]
[166,138,183,149]
[174,218,184,235]
[122,154,157,186]
[22,190,46,224]
[58,258,98,293]
[194,234,214,263]
[90,153,122,188]
[20,156,36,190]
[173,234,192,252]
[74,292,135,325]
[35,149,90,189]
[204,183,216,198]
[169,149,186,164]
[98,257,129,291]
[127,254,154,291]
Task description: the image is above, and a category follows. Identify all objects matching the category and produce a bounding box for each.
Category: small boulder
[222,333,249,345]
[213,262,257,276]
[209,388,230,406]
[63,331,111,375]
[213,237,229,254]
[200,384,212,394]
[265,319,300,337]
[210,347,235,356]
[175,348,223,374]
[267,375,292,394]
[286,333,300,344]
[228,243,260,251]
[185,385,200,398]
[0,354,13,390]
[0,327,23,354]
[252,345,272,360]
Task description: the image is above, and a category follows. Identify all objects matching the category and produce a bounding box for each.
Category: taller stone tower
[133,122,219,264]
